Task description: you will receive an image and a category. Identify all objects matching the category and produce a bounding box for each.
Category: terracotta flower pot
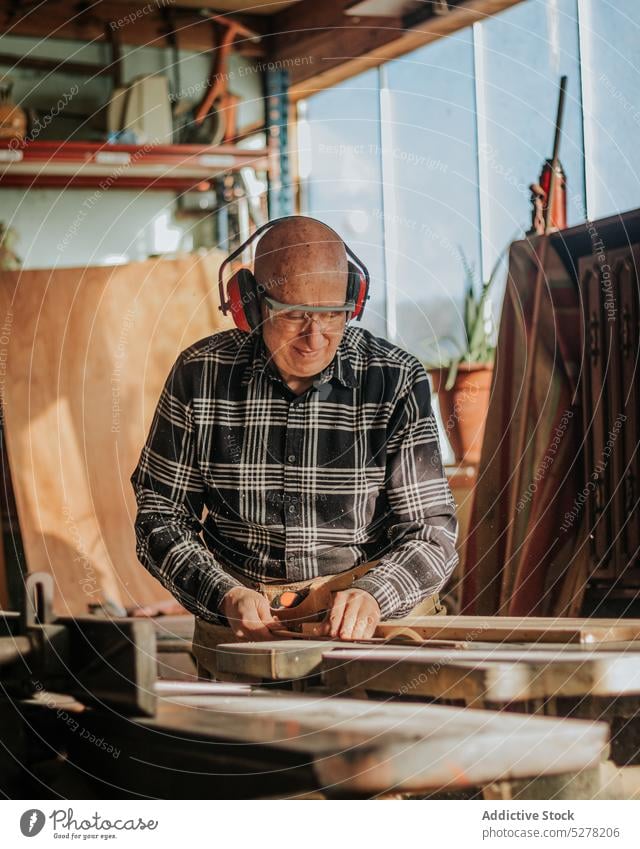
[429,363,493,465]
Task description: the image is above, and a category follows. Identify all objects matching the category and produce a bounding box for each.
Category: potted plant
[424,251,502,465]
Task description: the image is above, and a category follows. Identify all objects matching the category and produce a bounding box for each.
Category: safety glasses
[262,294,355,330]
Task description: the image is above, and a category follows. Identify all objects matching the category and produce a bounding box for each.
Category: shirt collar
[240,331,358,389]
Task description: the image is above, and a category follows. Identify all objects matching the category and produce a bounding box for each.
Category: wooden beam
[265,0,524,97]
[270,0,354,35]
[344,0,426,14]
[215,639,356,681]
[56,616,157,716]
[0,0,525,105]
[0,52,113,77]
[372,616,640,645]
[321,646,640,703]
[134,0,298,12]
[0,3,269,53]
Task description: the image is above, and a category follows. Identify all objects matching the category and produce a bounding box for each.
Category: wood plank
[270,0,523,96]
[152,614,195,645]
[154,680,252,698]
[371,616,640,645]
[9,615,157,716]
[56,616,157,716]
[0,3,270,53]
[0,253,231,615]
[215,639,346,681]
[214,637,471,681]
[321,647,640,704]
[138,693,609,794]
[215,634,640,685]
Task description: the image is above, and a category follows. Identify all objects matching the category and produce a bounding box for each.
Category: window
[580,0,640,219]
[297,70,386,338]
[299,0,640,355]
[477,0,584,274]
[382,29,480,361]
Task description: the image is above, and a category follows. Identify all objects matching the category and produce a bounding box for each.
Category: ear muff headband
[218,215,370,332]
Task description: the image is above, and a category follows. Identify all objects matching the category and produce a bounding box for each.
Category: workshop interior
[2,0,640,813]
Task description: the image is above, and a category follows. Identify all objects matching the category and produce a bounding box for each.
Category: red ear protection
[224,268,261,333]
[347,260,368,321]
[218,215,370,333]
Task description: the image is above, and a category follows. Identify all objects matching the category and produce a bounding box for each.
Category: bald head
[254,217,351,393]
[254,216,348,304]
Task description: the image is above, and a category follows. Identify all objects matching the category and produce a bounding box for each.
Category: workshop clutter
[107,74,173,144]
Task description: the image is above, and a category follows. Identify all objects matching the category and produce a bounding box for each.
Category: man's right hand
[221,587,282,641]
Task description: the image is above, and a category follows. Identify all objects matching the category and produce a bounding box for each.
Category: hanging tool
[528,75,568,235]
[181,13,260,145]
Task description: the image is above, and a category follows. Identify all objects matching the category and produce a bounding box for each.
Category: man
[131,216,458,657]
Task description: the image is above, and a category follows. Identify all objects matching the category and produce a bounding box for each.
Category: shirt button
[287,454,296,463]
[287,554,295,561]
[288,505,296,513]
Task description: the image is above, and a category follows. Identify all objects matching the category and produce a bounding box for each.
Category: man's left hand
[322,588,381,640]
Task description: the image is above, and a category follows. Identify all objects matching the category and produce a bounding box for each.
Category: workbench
[212,630,640,791]
[17,685,610,799]
[2,582,637,800]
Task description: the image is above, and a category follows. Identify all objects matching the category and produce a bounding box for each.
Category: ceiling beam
[265,0,524,97]
[0,1,527,113]
[0,2,270,53]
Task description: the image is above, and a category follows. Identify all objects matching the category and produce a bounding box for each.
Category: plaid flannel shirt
[131,325,459,623]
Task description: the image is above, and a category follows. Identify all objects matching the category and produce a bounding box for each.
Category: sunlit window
[299,0,640,357]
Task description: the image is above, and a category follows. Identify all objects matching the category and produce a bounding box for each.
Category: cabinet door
[615,248,640,580]
[579,245,640,586]
[580,256,614,578]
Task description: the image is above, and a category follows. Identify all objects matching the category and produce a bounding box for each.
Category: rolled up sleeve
[352,361,459,618]
[130,353,242,624]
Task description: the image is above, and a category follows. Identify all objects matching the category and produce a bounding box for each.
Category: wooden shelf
[0,140,268,191]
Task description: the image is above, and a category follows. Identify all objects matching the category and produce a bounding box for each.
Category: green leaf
[464,292,477,338]
[445,357,461,391]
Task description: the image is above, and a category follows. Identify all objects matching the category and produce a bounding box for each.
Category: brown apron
[191,559,446,679]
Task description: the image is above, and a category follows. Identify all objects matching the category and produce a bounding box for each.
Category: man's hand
[221,587,282,641]
[323,588,381,640]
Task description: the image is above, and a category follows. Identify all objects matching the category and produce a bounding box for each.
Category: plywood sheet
[215,639,369,681]
[0,252,231,614]
[373,615,640,645]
